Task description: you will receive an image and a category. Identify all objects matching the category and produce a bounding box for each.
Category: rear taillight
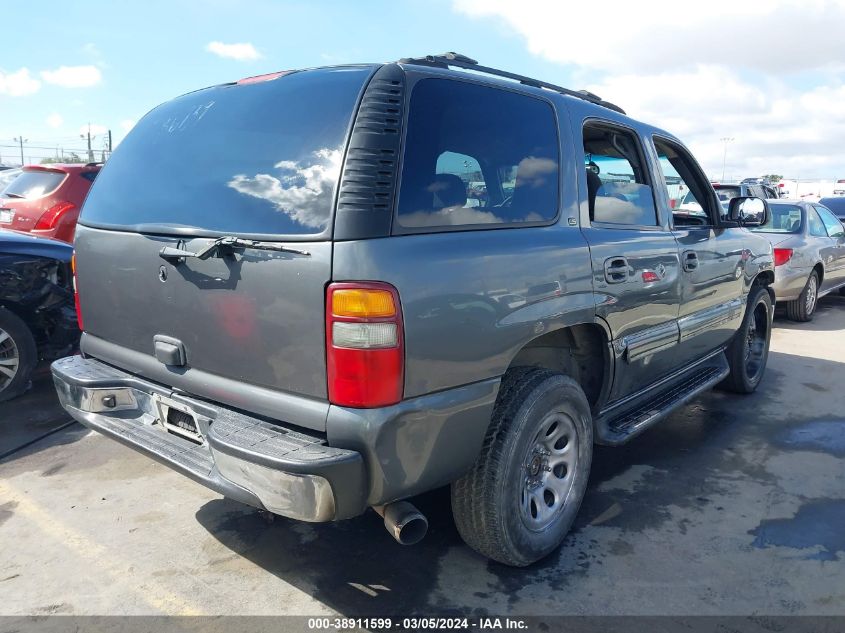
[34,201,75,231]
[71,253,83,330]
[773,248,794,267]
[326,282,403,408]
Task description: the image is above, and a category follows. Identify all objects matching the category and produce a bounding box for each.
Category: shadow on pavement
[773,294,845,331]
[0,363,78,462]
[195,348,845,616]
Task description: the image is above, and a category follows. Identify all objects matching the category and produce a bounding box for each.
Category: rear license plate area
[153,396,204,444]
[164,408,202,444]
[0,209,13,223]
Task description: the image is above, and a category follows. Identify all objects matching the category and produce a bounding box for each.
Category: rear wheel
[0,308,37,402]
[722,286,772,394]
[786,271,819,322]
[451,368,593,566]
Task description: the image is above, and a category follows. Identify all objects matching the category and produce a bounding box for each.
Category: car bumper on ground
[51,354,499,521]
[773,265,811,302]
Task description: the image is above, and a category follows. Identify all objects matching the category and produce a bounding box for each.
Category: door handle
[682,250,699,272]
[604,257,630,284]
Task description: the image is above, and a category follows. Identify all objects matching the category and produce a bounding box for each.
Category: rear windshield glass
[81,67,372,237]
[749,204,802,233]
[2,171,65,199]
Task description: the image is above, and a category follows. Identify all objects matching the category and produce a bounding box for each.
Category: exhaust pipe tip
[374,501,428,545]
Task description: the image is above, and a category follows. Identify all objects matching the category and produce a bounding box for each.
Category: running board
[595,353,730,446]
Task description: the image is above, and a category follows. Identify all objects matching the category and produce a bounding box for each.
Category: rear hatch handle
[159,236,310,263]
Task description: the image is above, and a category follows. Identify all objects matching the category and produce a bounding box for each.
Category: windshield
[80,66,372,237]
[749,204,803,233]
[2,171,65,199]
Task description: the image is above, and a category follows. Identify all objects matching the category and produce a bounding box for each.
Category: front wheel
[721,286,772,394]
[451,368,593,566]
[0,307,37,402]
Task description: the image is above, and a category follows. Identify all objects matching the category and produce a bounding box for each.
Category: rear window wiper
[159,236,310,262]
[2,193,25,199]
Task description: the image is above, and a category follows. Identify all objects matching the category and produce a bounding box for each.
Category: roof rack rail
[396,52,626,115]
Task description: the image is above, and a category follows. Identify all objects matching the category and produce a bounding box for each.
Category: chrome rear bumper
[51,355,367,521]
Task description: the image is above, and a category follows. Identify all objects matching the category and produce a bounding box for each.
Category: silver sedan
[749,200,845,321]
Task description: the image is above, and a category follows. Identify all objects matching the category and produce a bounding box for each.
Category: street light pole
[720,137,734,181]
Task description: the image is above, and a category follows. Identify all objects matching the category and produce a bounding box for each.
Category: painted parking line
[0,479,205,616]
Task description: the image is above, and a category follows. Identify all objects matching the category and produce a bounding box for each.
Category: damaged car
[0,229,79,401]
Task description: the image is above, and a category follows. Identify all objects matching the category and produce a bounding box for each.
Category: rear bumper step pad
[51,355,367,521]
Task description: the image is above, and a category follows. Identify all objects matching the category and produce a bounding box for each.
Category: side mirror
[728,196,769,227]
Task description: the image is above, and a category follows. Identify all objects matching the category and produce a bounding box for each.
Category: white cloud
[454,0,845,74]
[205,41,262,61]
[227,148,341,229]
[46,113,64,128]
[454,0,845,178]
[0,68,41,96]
[41,65,102,88]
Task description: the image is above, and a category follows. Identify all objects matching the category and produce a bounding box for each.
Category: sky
[1,0,844,179]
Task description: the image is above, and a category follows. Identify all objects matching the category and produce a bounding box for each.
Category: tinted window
[81,67,371,236]
[653,138,716,226]
[807,207,828,237]
[585,124,656,226]
[2,171,65,199]
[749,204,802,233]
[396,79,559,229]
[819,197,845,217]
[815,205,845,237]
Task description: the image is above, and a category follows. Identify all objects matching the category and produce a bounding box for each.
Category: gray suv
[52,53,775,566]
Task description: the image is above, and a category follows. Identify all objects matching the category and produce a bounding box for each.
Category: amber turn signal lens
[332,289,396,318]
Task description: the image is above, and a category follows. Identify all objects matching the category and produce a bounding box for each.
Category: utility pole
[13,136,28,166]
[720,137,734,182]
[86,124,93,162]
[108,129,112,155]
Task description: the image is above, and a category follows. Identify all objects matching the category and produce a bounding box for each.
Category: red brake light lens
[326,282,403,408]
[34,201,75,231]
[773,248,794,267]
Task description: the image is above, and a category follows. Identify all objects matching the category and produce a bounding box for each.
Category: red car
[0,163,101,243]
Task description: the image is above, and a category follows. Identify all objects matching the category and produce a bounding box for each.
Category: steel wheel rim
[805,276,817,315]
[744,301,769,380]
[0,328,20,391]
[520,410,579,531]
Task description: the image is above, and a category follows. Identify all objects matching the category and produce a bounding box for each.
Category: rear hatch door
[74,66,374,426]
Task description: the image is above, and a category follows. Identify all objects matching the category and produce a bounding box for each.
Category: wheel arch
[505,321,612,412]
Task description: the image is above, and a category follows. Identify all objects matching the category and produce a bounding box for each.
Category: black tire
[721,286,772,394]
[0,307,37,402]
[786,271,819,322]
[451,367,593,566]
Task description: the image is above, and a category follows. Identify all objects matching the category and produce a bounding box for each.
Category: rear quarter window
[396,78,560,231]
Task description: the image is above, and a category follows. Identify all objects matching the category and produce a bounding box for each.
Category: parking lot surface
[1,297,843,616]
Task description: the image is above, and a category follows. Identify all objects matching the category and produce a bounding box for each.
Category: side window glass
[815,205,845,237]
[653,138,718,226]
[397,79,559,230]
[583,123,657,226]
[807,208,828,237]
